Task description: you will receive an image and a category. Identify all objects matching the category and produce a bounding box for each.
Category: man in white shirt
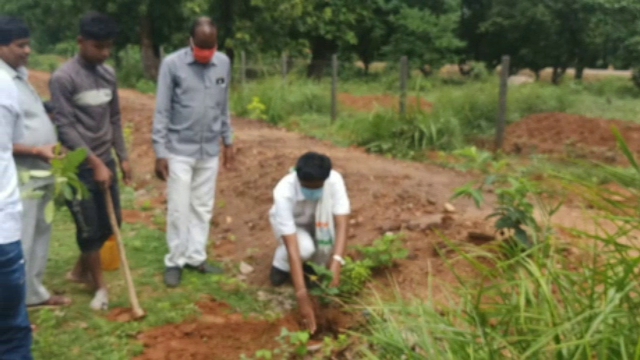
[0,17,33,358]
[0,16,71,308]
[269,152,350,333]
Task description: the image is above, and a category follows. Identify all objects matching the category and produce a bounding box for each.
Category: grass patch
[28,53,65,73]
[32,210,265,360]
[232,76,579,157]
[231,77,332,125]
[360,235,640,358]
[358,164,640,359]
[356,134,640,358]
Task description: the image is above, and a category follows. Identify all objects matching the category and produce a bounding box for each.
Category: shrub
[28,53,63,73]
[231,77,330,125]
[308,234,409,301]
[116,45,146,89]
[135,79,156,94]
[576,77,639,98]
[631,67,640,91]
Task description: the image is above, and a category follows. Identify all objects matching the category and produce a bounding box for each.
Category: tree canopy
[1,0,639,80]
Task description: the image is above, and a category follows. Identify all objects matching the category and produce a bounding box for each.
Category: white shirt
[0,60,57,175]
[270,170,350,237]
[0,69,24,244]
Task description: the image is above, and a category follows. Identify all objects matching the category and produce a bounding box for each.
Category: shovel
[105,187,146,320]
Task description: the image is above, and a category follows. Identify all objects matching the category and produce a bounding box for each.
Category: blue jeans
[0,240,33,360]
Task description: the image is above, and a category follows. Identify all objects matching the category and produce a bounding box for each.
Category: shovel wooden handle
[105,187,145,318]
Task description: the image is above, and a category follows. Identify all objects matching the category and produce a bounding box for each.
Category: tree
[347,0,393,75]
[384,2,466,76]
[234,0,371,78]
[0,0,85,52]
[468,0,640,83]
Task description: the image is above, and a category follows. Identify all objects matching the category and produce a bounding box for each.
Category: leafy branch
[19,147,89,223]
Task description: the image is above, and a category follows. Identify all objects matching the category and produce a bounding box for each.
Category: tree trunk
[551,66,566,85]
[575,65,585,81]
[458,62,472,77]
[140,15,160,81]
[363,62,370,76]
[287,57,294,75]
[419,65,433,77]
[307,37,337,79]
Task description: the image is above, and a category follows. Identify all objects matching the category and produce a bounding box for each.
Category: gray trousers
[20,183,54,305]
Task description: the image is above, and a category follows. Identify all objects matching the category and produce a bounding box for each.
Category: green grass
[231,77,333,125]
[566,93,640,122]
[231,75,640,158]
[356,134,640,359]
[359,235,640,358]
[231,76,580,157]
[32,209,267,360]
[28,53,65,73]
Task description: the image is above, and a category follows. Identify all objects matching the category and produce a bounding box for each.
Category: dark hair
[189,17,217,38]
[0,16,30,46]
[80,11,118,41]
[296,152,332,182]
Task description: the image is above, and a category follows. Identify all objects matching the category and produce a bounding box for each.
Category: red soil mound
[339,93,432,113]
[505,112,640,163]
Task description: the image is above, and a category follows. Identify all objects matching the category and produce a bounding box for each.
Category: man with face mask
[269,152,351,333]
[152,17,234,287]
[0,16,71,309]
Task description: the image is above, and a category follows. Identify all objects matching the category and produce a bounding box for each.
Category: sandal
[28,295,73,309]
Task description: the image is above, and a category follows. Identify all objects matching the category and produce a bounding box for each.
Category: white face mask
[301,187,323,201]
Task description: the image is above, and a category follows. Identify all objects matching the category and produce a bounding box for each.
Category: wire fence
[230,51,510,150]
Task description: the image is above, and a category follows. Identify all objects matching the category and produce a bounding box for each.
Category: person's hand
[155,158,169,181]
[329,259,342,288]
[33,145,57,162]
[223,145,235,170]
[92,160,113,189]
[120,161,133,186]
[297,291,317,334]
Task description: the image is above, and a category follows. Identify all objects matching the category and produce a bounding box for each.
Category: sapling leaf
[44,200,55,224]
[29,170,52,178]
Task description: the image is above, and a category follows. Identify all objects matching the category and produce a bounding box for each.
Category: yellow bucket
[101,235,120,271]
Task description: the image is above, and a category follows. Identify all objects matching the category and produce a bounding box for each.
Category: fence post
[241,51,246,88]
[331,54,338,123]
[282,53,288,82]
[400,56,409,116]
[495,55,510,151]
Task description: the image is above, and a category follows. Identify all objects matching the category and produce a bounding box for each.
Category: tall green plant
[358,127,640,359]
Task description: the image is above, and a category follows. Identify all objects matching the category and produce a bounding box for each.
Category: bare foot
[66,271,94,287]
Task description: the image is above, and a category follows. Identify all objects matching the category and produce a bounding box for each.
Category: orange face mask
[193,46,216,64]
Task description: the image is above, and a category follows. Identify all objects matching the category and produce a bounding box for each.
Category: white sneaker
[90,289,109,311]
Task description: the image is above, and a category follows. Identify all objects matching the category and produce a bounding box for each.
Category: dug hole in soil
[133,299,356,360]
